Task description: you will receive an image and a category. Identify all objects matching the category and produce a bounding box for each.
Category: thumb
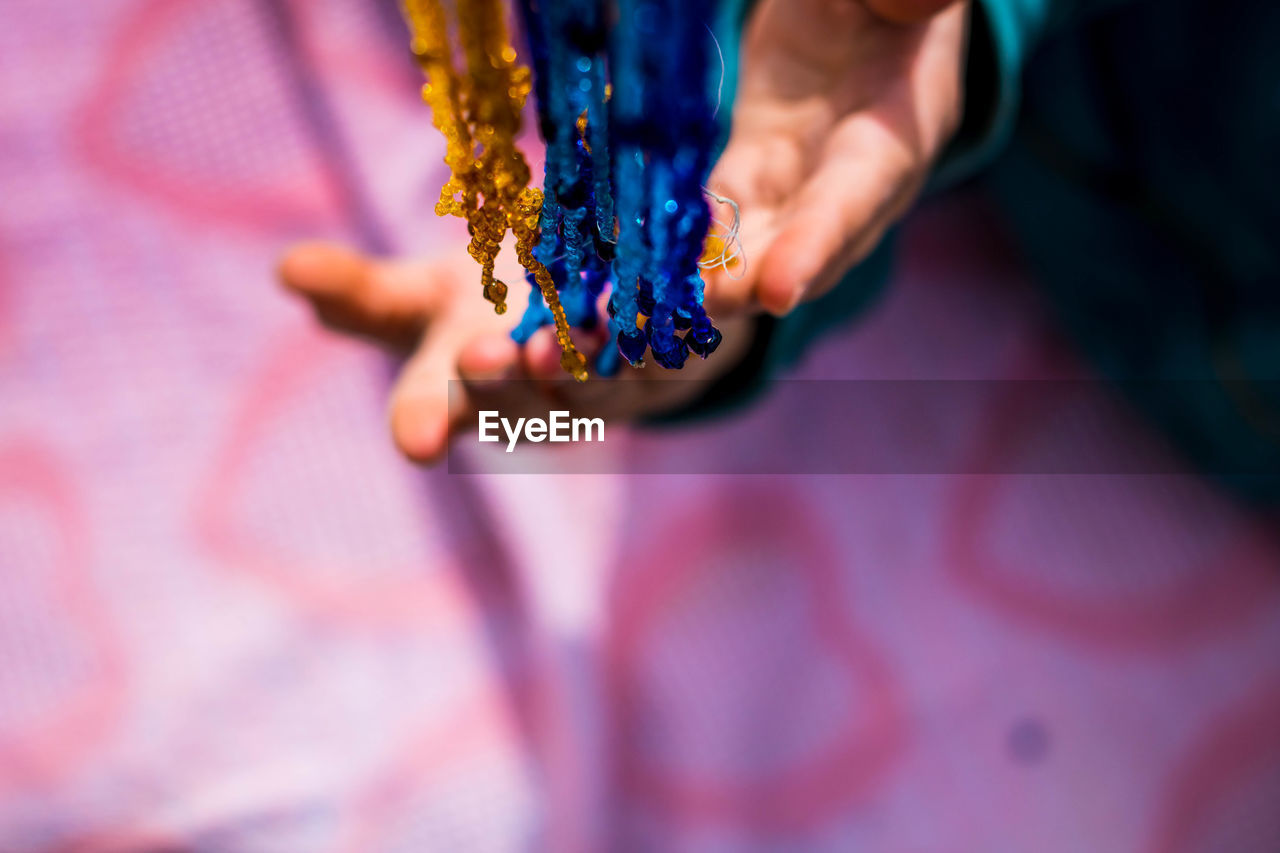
[277,243,441,350]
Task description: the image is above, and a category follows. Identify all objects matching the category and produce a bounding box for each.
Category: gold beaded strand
[402,0,587,381]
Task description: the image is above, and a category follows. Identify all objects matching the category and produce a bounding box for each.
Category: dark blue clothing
[682,0,1280,501]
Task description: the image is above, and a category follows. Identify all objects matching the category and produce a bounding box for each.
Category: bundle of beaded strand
[402,0,737,379]
[403,0,588,379]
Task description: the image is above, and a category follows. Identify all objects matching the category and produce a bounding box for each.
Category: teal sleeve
[930,0,1055,186]
[649,0,1121,427]
[936,0,1136,186]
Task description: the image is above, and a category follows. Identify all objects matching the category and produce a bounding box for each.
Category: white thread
[705,23,725,119]
[698,186,747,280]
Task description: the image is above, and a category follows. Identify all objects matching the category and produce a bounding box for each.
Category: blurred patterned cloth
[1,1,1279,850]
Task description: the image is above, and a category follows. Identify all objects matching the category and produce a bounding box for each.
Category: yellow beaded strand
[402,0,587,381]
[512,188,589,379]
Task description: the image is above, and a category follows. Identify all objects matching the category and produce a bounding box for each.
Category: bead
[617,328,649,366]
[647,327,690,369]
[686,317,722,358]
[561,349,589,378]
[483,280,509,310]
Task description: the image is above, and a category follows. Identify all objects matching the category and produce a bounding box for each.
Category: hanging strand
[405,0,726,380]
[403,0,586,380]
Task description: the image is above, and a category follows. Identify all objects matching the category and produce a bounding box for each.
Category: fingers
[389,319,528,464]
[700,202,772,317]
[700,71,914,317]
[280,244,529,464]
[702,137,791,317]
[705,124,918,318]
[457,333,520,382]
[861,0,957,25]
[704,0,966,319]
[278,242,444,350]
[384,307,759,465]
[387,329,480,466]
[387,344,454,465]
[522,326,567,379]
[757,124,921,313]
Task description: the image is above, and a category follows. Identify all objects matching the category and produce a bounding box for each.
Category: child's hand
[278,243,755,464]
[278,0,966,465]
[704,0,967,316]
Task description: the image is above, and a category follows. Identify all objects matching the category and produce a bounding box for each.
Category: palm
[278,0,968,463]
[706,0,966,314]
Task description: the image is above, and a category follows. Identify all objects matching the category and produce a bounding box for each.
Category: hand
[704,0,968,316]
[278,244,755,464]
[278,0,966,465]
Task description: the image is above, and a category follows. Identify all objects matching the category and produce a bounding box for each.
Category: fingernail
[391,397,448,465]
[765,287,802,317]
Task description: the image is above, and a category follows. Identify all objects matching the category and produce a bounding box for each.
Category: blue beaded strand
[514,0,722,374]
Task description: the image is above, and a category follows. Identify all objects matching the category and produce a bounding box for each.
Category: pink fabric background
[1,0,1278,850]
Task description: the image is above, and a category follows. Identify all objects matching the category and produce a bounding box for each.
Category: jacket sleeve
[648,0,1113,427]
[936,0,1132,187]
